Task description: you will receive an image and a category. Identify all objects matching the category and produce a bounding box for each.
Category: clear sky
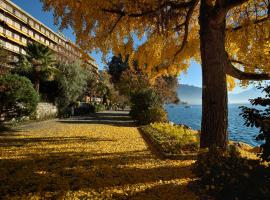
[11,0,249,93]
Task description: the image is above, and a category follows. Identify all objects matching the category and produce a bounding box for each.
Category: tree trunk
[34,65,40,93]
[199,2,228,150]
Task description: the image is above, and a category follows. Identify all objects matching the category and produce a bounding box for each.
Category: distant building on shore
[0,0,98,73]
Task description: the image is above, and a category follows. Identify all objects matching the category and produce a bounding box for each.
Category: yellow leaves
[40,0,202,79]
[41,0,269,85]
[0,119,199,199]
[227,75,236,91]
[226,0,270,85]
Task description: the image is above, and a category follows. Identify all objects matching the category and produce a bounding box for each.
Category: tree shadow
[58,111,135,127]
[0,125,24,137]
[0,150,195,199]
[0,136,116,148]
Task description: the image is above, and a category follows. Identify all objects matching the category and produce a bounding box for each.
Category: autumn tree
[41,0,270,149]
[107,54,179,103]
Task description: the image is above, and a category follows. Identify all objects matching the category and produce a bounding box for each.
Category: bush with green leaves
[55,61,88,117]
[240,85,270,161]
[130,89,167,125]
[0,74,38,121]
[194,148,270,200]
[74,103,106,115]
[141,122,199,154]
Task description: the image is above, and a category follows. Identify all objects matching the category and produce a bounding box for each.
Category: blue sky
[11,0,249,93]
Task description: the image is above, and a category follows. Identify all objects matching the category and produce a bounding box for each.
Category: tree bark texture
[199,1,228,150]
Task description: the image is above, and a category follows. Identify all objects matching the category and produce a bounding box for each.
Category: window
[14,21,20,29]
[5,42,12,50]
[40,26,44,33]
[6,4,13,13]
[0,13,4,21]
[13,33,20,41]
[0,26,3,34]
[45,40,49,45]
[5,29,12,37]
[21,14,27,22]
[14,10,22,19]
[0,1,7,9]
[28,19,34,26]
[22,37,27,44]
[35,33,40,40]
[22,26,28,33]
[28,30,33,37]
[14,45,19,52]
[6,17,13,25]
[40,36,45,43]
[35,23,39,30]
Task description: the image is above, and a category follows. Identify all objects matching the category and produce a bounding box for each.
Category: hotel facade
[0,0,98,72]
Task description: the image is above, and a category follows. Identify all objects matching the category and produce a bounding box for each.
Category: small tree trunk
[34,65,40,93]
[199,2,228,150]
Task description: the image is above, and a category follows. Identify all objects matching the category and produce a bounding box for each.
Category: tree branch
[228,16,270,31]
[173,0,199,60]
[102,0,195,18]
[226,60,270,80]
[108,15,124,34]
[224,0,249,11]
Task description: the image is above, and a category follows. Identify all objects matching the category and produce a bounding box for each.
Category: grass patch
[141,122,199,156]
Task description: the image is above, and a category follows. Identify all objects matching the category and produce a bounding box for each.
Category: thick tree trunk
[199,2,228,150]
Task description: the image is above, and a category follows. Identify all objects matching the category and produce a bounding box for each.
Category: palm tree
[0,45,13,75]
[23,42,56,93]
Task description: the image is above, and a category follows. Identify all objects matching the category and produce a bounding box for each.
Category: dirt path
[0,111,198,199]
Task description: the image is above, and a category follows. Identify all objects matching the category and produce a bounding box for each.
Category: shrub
[55,61,88,117]
[134,106,168,125]
[0,74,38,121]
[142,123,199,154]
[84,103,106,114]
[240,85,270,162]
[194,148,270,200]
[74,103,106,115]
[130,89,168,124]
[151,122,199,148]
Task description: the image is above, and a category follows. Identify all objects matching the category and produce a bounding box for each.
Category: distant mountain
[177,84,263,105]
[177,85,202,105]
[229,87,263,104]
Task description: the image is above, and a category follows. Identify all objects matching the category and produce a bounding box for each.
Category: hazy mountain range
[177,84,263,105]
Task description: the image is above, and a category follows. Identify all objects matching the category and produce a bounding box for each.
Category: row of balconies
[0,0,97,70]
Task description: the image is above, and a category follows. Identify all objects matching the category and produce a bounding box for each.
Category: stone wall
[35,103,58,120]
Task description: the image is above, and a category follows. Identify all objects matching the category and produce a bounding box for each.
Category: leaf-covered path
[0,111,198,199]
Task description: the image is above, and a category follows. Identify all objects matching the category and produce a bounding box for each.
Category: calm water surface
[165,104,261,146]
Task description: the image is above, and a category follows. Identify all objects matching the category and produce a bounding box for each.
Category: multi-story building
[0,0,98,73]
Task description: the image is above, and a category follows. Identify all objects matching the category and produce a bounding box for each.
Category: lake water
[165,104,261,146]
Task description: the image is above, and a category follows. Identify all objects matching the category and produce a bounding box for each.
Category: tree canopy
[41,0,269,81]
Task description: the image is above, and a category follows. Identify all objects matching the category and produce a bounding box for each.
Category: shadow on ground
[58,111,135,127]
[0,111,197,199]
[0,150,195,199]
[0,136,116,148]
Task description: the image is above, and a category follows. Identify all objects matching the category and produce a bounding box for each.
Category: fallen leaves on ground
[0,119,199,199]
